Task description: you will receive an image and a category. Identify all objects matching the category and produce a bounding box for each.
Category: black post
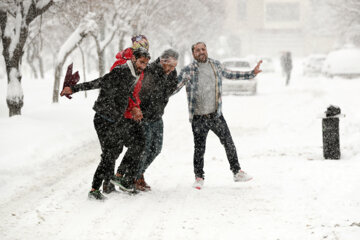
[322,117,340,159]
[322,105,341,159]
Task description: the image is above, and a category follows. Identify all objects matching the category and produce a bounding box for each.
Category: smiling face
[192,43,208,63]
[160,57,178,75]
[132,56,150,75]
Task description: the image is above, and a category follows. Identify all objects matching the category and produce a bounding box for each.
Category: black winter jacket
[71,64,136,121]
[140,58,178,121]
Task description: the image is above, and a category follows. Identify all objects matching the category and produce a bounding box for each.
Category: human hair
[160,49,179,60]
[133,47,151,60]
[191,42,206,53]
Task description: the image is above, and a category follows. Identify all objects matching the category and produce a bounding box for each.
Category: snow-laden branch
[56,12,98,64]
[98,25,118,50]
[53,12,98,103]
[36,0,54,9]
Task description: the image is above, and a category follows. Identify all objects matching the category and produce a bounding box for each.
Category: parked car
[302,54,326,76]
[322,47,360,78]
[221,58,257,95]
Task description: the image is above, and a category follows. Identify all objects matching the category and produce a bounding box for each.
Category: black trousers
[191,113,241,179]
[92,113,145,190]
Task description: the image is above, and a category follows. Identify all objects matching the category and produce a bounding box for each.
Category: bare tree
[26,30,45,79]
[0,0,55,116]
[311,0,360,47]
[133,0,224,66]
[330,0,360,46]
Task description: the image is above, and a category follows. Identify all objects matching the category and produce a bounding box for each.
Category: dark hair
[160,49,179,60]
[191,42,206,53]
[133,47,151,60]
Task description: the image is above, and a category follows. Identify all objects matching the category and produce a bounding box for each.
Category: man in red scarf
[110,35,150,122]
[102,35,150,194]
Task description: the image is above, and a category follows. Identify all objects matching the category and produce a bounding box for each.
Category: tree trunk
[37,55,44,79]
[98,15,105,77]
[77,44,87,98]
[1,17,26,117]
[118,32,125,51]
[92,36,105,77]
[53,47,75,103]
[26,47,38,79]
[5,61,24,116]
[6,67,24,117]
[53,64,63,103]
[98,49,105,77]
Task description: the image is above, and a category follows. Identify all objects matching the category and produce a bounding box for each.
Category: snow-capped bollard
[322,105,343,160]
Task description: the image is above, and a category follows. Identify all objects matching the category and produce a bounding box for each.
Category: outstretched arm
[221,60,262,80]
[60,77,102,97]
[60,68,122,97]
[172,67,191,95]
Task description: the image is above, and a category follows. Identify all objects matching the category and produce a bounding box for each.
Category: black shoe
[110,175,136,193]
[88,190,106,201]
[103,181,116,194]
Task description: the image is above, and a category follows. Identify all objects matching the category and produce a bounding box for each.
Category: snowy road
[1,73,360,239]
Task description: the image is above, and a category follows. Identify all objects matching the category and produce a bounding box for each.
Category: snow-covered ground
[0,68,360,240]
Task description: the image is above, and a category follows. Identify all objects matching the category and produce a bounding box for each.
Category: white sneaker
[192,177,204,190]
[233,170,253,182]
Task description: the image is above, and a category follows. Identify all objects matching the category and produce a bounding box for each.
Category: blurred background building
[221,0,337,58]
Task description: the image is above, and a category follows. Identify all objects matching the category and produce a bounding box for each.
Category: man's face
[160,57,178,75]
[192,43,208,63]
[132,56,149,75]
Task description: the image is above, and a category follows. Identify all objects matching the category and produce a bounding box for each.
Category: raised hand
[253,60,263,75]
[61,63,79,99]
[60,87,73,96]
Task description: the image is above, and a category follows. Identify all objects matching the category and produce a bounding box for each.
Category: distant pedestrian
[281,51,293,85]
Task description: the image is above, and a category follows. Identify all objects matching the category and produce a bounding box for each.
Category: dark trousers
[191,113,240,179]
[115,119,145,183]
[92,114,145,190]
[285,71,291,85]
[137,119,163,179]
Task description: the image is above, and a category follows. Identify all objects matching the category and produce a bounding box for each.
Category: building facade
[222,0,336,58]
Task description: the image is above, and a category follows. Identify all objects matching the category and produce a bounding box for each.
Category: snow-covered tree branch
[52,12,98,103]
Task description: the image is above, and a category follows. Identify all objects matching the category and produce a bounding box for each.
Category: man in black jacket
[60,48,150,200]
[116,49,179,191]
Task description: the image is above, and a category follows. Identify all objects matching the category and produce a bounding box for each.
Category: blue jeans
[136,119,164,179]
